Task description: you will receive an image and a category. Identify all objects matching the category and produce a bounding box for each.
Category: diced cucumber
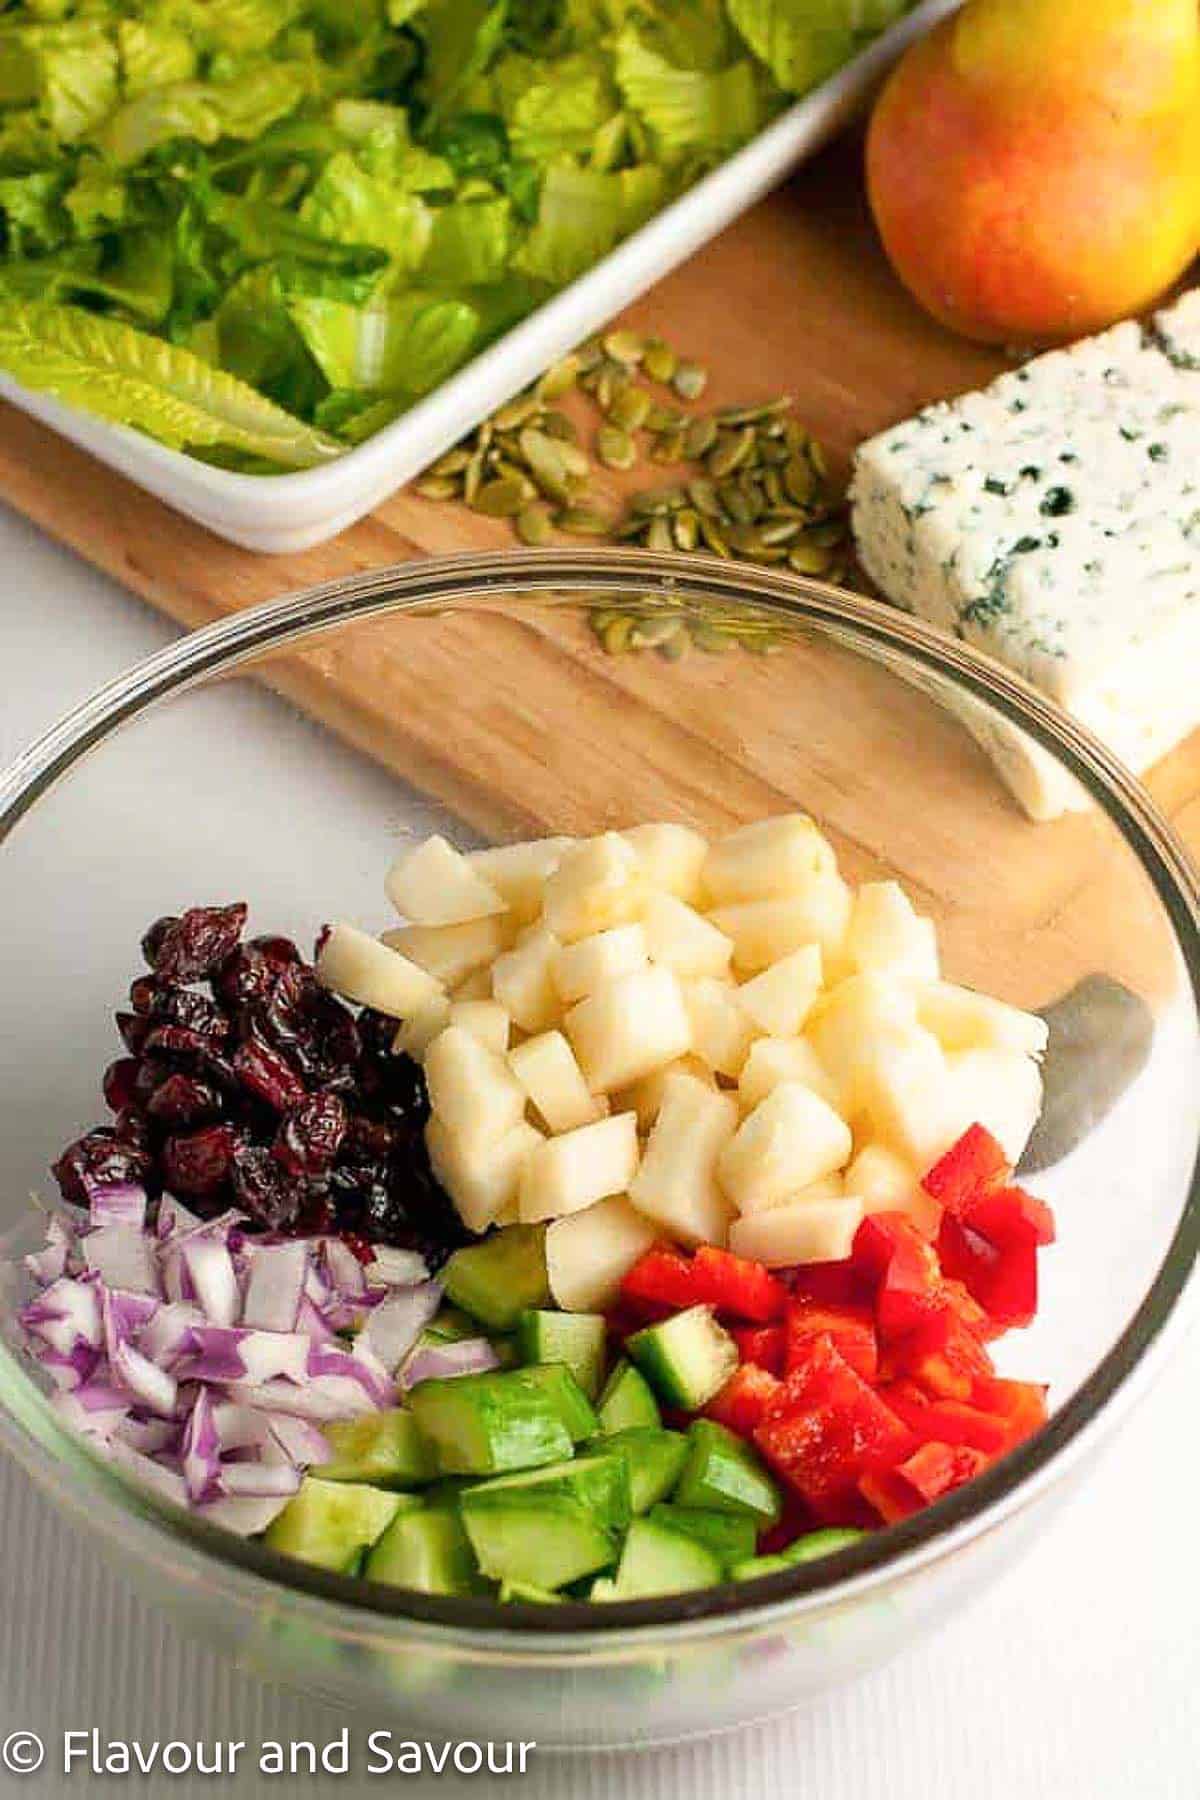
[626,1305,737,1410]
[462,1495,617,1591]
[263,1478,406,1574]
[730,1528,867,1582]
[518,1363,599,1439]
[500,1580,563,1604]
[517,1309,607,1399]
[604,1427,689,1514]
[460,1452,632,1535]
[364,1504,478,1596]
[408,1365,592,1477]
[442,1225,549,1331]
[610,1517,723,1599]
[589,1577,620,1601]
[315,1410,437,1489]
[674,1420,782,1526]
[648,1504,757,1570]
[596,1359,661,1435]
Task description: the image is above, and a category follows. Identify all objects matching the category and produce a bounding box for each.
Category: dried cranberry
[142,1023,213,1059]
[102,1057,141,1114]
[342,1113,398,1162]
[381,1052,430,1126]
[233,1036,306,1112]
[213,936,300,1009]
[152,904,247,984]
[52,1129,154,1206]
[313,924,333,963]
[230,1143,302,1230]
[357,1007,401,1062]
[133,1058,172,1107]
[113,1107,151,1148]
[116,1011,150,1055]
[154,986,230,1040]
[275,1091,347,1179]
[129,976,159,1016]
[162,1124,241,1197]
[146,1073,222,1130]
[261,966,360,1084]
[141,917,179,969]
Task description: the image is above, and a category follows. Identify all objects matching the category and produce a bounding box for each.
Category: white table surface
[0,501,1197,1799]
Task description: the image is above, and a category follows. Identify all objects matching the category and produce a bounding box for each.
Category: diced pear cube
[709,879,851,973]
[729,1197,865,1268]
[424,1026,527,1148]
[683,977,757,1079]
[629,1075,738,1247]
[452,966,493,1001]
[916,981,1049,1059]
[718,1082,852,1214]
[565,966,692,1093]
[737,1167,846,1217]
[392,991,452,1059]
[614,1055,718,1132]
[737,945,823,1038]
[845,882,939,983]
[385,834,506,926]
[808,974,918,1111]
[490,928,563,1033]
[542,833,647,943]
[945,1049,1044,1165]
[854,1024,959,1170]
[546,1197,659,1312]
[738,1037,839,1113]
[843,1143,918,1213]
[551,924,648,1004]
[622,822,709,902]
[448,999,511,1057]
[642,893,733,980]
[466,836,576,924]
[702,814,839,905]
[426,1117,543,1234]
[518,1112,640,1223]
[383,915,512,989]
[508,1031,607,1134]
[317,923,444,1018]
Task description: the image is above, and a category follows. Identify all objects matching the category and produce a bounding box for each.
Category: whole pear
[867,0,1200,344]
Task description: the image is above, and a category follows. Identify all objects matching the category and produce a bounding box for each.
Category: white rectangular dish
[0,1,957,556]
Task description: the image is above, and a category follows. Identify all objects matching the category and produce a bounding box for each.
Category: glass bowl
[0,549,1196,1752]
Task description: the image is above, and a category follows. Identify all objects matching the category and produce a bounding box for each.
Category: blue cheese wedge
[851,295,1200,819]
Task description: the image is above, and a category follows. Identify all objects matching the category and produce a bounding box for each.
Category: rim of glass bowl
[0,547,1197,1649]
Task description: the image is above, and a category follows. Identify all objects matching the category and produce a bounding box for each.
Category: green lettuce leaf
[287,289,477,394]
[0,168,67,252]
[0,19,119,141]
[97,62,314,165]
[725,0,866,94]
[506,59,616,163]
[299,150,432,267]
[422,196,511,285]
[419,0,509,126]
[515,160,664,286]
[62,154,128,235]
[117,17,198,97]
[0,300,340,465]
[314,384,404,442]
[614,26,766,158]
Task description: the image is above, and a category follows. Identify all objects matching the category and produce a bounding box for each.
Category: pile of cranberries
[52,904,470,1269]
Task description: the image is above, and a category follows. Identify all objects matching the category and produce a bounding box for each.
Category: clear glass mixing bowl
[0,549,1196,1751]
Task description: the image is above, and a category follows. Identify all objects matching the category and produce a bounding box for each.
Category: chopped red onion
[50,1386,129,1442]
[228,1376,380,1423]
[117,1416,179,1457]
[321,1238,367,1298]
[108,1441,189,1508]
[112,1342,178,1418]
[21,1275,103,1354]
[241,1241,308,1334]
[101,1288,159,1364]
[217,1460,302,1500]
[84,1178,147,1233]
[24,1216,72,1286]
[295,1294,338,1346]
[181,1239,239,1328]
[359,1281,442,1375]
[139,1301,204,1370]
[197,1494,294,1537]
[39,1344,100,1391]
[84,1226,158,1297]
[155,1195,201,1241]
[366,1246,430,1289]
[180,1386,221,1503]
[400,1337,501,1392]
[307,1339,395,1406]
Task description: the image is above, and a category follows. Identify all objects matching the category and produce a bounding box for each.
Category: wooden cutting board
[0,137,1195,1009]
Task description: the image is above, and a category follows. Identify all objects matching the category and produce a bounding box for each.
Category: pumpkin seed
[472,476,529,518]
[558,505,610,535]
[673,360,708,401]
[429,447,472,476]
[608,384,652,431]
[631,616,682,648]
[597,424,637,470]
[691,623,733,653]
[632,488,672,516]
[707,427,754,478]
[720,484,756,525]
[806,519,846,549]
[683,415,718,459]
[646,515,674,552]
[650,431,685,464]
[715,397,793,426]
[672,508,700,551]
[601,615,636,654]
[492,394,541,432]
[462,448,486,505]
[757,516,802,547]
[783,453,817,506]
[603,328,644,365]
[536,354,581,401]
[643,339,677,384]
[516,501,555,545]
[788,539,835,575]
[808,439,829,478]
[686,477,722,517]
[657,627,687,661]
[645,404,685,433]
[539,409,578,442]
[699,517,731,557]
[520,427,574,501]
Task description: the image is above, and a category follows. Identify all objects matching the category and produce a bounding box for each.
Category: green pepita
[707,427,754,478]
[596,425,637,470]
[557,505,610,536]
[683,415,718,459]
[603,328,644,365]
[472,476,529,518]
[516,501,555,545]
[414,475,460,500]
[607,385,652,431]
[536,355,581,401]
[642,340,678,384]
[673,360,708,401]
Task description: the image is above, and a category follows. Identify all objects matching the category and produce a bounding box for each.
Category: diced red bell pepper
[620,1246,698,1314]
[706,1362,784,1437]
[960,1184,1056,1250]
[972,1377,1048,1451]
[883,1382,1011,1456]
[756,1496,816,1557]
[939,1276,998,1341]
[939,1215,1038,1330]
[921,1124,1010,1210]
[862,1441,989,1523]
[785,1299,878,1384]
[754,1335,914,1518]
[787,1260,868,1308]
[691,1244,788,1323]
[891,1306,995,1402]
[853,1212,944,1340]
[731,1324,786,1374]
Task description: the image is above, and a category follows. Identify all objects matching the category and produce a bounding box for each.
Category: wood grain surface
[0,138,1192,1009]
